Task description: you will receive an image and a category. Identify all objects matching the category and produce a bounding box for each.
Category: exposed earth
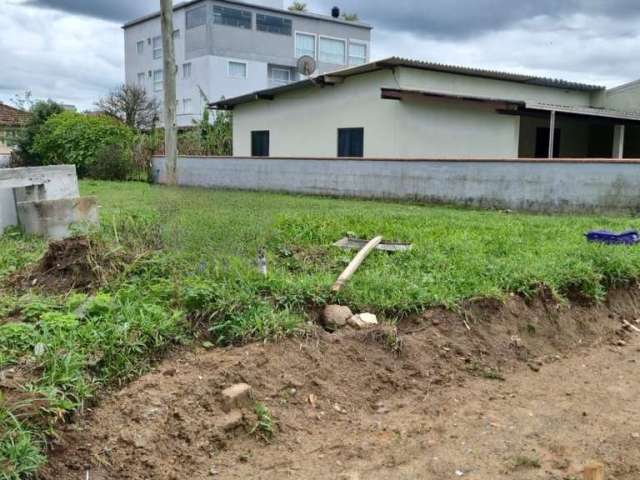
[42,289,640,480]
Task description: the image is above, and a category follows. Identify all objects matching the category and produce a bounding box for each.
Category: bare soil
[7,237,128,294]
[42,289,640,480]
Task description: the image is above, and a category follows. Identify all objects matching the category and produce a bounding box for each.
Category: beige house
[0,103,29,154]
[212,57,640,159]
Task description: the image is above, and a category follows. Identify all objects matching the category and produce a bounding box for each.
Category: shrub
[11,100,64,166]
[89,144,134,181]
[32,112,135,178]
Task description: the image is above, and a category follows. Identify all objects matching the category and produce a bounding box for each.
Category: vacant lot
[2,181,640,478]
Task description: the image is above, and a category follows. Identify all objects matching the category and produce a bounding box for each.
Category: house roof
[526,103,640,122]
[123,0,372,30]
[0,103,30,127]
[211,57,606,110]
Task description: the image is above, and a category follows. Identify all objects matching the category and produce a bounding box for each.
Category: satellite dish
[297,55,317,77]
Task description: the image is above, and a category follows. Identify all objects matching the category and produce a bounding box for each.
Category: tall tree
[160,0,177,184]
[96,84,159,131]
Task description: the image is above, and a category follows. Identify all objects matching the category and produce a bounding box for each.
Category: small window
[338,128,364,157]
[349,42,367,65]
[295,32,316,58]
[153,69,163,92]
[183,63,192,79]
[214,6,252,29]
[172,29,180,40]
[186,5,207,29]
[136,41,144,55]
[137,72,146,85]
[270,68,291,86]
[152,36,162,59]
[319,37,346,65]
[228,61,247,79]
[183,98,192,114]
[251,131,270,157]
[256,14,292,35]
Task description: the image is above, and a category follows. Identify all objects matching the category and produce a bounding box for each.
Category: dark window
[256,14,292,35]
[338,128,364,157]
[186,6,207,29]
[252,131,270,156]
[213,6,252,29]
[535,127,561,158]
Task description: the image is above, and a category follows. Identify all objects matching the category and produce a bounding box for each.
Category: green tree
[32,111,135,178]
[11,100,64,165]
[288,2,307,12]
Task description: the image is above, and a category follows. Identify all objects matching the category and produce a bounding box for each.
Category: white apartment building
[123,0,372,126]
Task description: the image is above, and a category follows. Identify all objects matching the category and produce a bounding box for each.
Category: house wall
[518,115,593,158]
[152,155,640,213]
[397,67,593,107]
[232,69,522,158]
[603,81,640,112]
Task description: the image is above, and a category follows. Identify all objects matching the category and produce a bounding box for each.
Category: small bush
[32,112,135,178]
[88,144,134,181]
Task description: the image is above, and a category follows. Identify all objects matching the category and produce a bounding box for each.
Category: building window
[295,32,316,58]
[338,128,364,157]
[251,131,270,156]
[319,37,346,65]
[153,36,162,59]
[137,72,146,85]
[270,68,291,86]
[213,6,252,29]
[136,41,144,55]
[153,69,163,92]
[256,14,292,35]
[173,29,180,40]
[349,41,367,65]
[228,61,247,79]
[183,63,192,79]
[183,98,192,114]
[186,5,207,29]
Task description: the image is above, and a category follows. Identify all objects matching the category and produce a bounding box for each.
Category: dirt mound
[8,237,126,294]
[41,288,640,480]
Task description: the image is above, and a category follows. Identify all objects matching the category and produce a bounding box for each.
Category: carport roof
[211,57,605,110]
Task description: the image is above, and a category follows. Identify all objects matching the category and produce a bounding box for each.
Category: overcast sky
[2,0,639,110]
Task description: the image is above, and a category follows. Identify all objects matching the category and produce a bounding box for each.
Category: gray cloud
[2,0,640,110]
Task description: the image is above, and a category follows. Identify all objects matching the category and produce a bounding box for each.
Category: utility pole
[160,0,177,184]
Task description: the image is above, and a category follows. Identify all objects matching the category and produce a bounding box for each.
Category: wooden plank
[583,462,604,480]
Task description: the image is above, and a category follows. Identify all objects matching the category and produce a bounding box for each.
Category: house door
[535,127,561,158]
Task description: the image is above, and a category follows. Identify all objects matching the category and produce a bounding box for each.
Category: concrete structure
[0,103,29,154]
[123,0,372,126]
[17,197,99,240]
[152,155,640,213]
[0,165,98,238]
[213,57,640,159]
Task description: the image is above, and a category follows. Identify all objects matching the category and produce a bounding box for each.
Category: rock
[631,432,640,439]
[221,383,253,412]
[347,313,378,329]
[322,305,353,331]
[162,368,177,377]
[218,410,244,432]
[616,339,627,347]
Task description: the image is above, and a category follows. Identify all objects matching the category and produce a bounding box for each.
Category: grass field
[2,180,640,478]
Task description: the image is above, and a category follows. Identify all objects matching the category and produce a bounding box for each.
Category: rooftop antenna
[296,55,317,78]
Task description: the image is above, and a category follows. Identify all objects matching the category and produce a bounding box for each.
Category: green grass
[3,180,640,477]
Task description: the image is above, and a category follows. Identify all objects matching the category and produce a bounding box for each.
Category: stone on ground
[348,313,378,329]
[218,410,244,431]
[322,305,353,331]
[221,383,252,412]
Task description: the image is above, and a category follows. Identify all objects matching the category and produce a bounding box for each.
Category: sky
[1,0,639,110]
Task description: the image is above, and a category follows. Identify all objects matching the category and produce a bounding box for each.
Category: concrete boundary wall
[0,165,80,234]
[152,156,640,213]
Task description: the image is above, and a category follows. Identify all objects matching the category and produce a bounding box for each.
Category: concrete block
[16,196,99,240]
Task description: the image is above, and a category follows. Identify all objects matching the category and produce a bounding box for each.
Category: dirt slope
[42,290,640,480]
